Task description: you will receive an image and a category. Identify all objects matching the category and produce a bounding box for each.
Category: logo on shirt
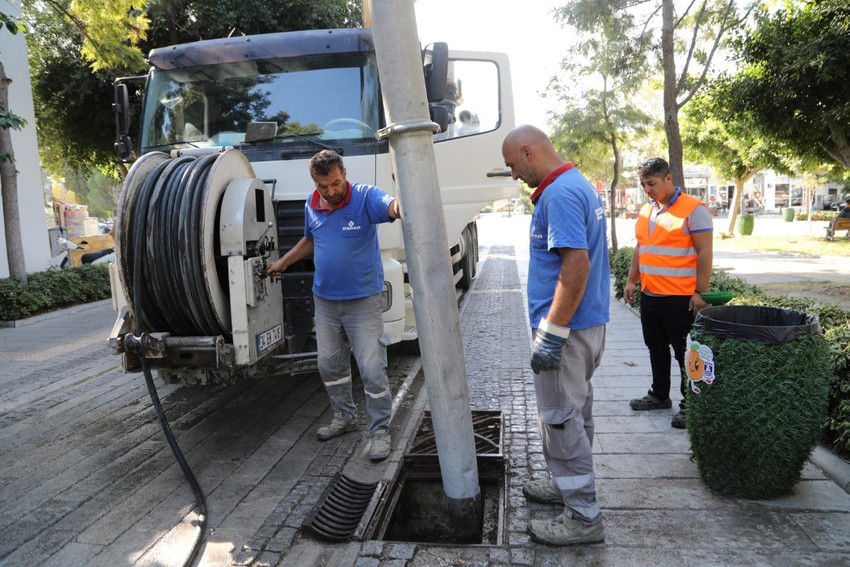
[342,220,362,231]
[595,207,604,220]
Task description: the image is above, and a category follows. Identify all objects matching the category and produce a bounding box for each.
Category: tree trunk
[726,178,745,235]
[609,132,621,255]
[0,61,27,284]
[661,0,685,189]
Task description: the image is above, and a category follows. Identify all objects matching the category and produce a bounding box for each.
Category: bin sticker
[685,335,715,394]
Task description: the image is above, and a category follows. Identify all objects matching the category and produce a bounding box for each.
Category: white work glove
[531,318,571,374]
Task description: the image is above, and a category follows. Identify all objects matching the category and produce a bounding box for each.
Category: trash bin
[783,208,796,222]
[736,214,755,235]
[685,306,830,499]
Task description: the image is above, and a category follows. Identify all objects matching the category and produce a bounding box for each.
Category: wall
[0,0,50,278]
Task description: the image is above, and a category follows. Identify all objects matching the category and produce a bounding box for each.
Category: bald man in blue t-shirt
[267,150,400,461]
[502,125,609,546]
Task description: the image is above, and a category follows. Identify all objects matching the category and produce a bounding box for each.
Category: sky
[414,0,571,130]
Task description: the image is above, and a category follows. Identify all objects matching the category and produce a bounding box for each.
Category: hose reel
[109,149,284,381]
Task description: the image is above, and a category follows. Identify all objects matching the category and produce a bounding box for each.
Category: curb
[0,299,113,329]
[811,445,850,494]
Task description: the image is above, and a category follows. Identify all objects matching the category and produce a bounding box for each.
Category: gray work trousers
[314,293,392,436]
[533,323,606,525]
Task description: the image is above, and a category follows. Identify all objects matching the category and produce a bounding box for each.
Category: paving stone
[386,542,416,560]
[360,540,383,557]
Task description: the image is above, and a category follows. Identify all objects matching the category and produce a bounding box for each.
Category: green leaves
[0,264,111,321]
[726,1,850,168]
[0,108,27,131]
[0,10,26,35]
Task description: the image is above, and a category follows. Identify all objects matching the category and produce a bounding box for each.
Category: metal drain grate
[302,474,386,542]
[404,411,504,480]
[407,410,503,457]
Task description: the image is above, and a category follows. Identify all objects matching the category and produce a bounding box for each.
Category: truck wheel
[457,226,475,289]
[397,338,421,355]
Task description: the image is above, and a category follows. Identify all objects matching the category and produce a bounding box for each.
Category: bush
[610,246,850,460]
[610,246,639,309]
[0,264,111,321]
[795,210,838,222]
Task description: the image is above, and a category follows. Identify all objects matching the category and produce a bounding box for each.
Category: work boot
[629,390,672,410]
[369,430,391,461]
[316,413,357,441]
[522,477,563,504]
[528,511,605,546]
[671,408,687,429]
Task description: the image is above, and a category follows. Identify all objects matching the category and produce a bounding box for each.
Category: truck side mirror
[429,105,449,133]
[113,82,133,162]
[422,42,448,103]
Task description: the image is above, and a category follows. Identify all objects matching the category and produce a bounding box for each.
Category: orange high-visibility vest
[636,192,702,296]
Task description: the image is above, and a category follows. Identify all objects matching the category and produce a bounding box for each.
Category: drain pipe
[366,0,482,538]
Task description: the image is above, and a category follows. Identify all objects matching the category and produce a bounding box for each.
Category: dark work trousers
[639,292,694,410]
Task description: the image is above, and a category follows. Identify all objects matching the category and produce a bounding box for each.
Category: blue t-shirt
[305,182,394,300]
[528,167,611,330]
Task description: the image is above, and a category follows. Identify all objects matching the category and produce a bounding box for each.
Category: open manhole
[371,410,505,545]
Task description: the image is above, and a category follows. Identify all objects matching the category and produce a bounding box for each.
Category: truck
[108,27,518,383]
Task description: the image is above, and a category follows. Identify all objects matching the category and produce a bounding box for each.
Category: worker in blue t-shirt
[266,149,401,461]
[502,125,610,547]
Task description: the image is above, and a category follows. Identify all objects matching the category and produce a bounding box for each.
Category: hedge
[611,246,850,460]
[0,264,112,321]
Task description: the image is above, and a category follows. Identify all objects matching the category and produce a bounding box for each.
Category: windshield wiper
[142,140,201,151]
[244,131,336,152]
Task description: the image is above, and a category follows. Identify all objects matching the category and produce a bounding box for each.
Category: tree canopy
[550,2,657,252]
[724,1,850,171]
[556,0,748,189]
[682,78,793,233]
[25,0,361,178]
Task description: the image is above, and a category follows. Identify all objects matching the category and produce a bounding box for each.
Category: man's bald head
[502,125,550,153]
[501,125,566,188]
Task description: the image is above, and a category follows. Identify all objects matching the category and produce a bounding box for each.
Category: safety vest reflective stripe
[640,264,698,277]
[636,193,702,296]
[639,244,697,257]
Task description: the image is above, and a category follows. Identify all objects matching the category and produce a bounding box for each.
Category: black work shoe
[629,391,672,410]
[671,409,687,429]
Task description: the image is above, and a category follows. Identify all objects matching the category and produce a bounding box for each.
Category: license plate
[256,325,282,355]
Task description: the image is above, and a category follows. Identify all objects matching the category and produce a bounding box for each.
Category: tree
[681,79,793,235]
[0,11,28,283]
[560,0,749,189]
[725,1,850,171]
[550,3,655,254]
[25,0,361,179]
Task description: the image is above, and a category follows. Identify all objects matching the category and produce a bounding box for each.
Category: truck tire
[396,338,421,355]
[457,224,476,289]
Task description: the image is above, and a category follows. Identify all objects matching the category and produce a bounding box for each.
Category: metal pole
[366,0,481,537]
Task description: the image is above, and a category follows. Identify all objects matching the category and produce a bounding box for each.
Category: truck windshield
[140,53,381,152]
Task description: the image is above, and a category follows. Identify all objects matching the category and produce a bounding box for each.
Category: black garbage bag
[692,305,822,345]
[686,306,830,499]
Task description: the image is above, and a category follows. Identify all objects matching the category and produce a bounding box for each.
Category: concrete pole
[366,0,481,537]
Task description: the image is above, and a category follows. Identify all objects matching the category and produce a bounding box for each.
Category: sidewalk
[384,215,850,566]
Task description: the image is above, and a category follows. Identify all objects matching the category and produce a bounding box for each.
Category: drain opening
[371,410,505,545]
[302,474,386,542]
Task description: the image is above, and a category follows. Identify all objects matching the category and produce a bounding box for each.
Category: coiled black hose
[126,154,219,566]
